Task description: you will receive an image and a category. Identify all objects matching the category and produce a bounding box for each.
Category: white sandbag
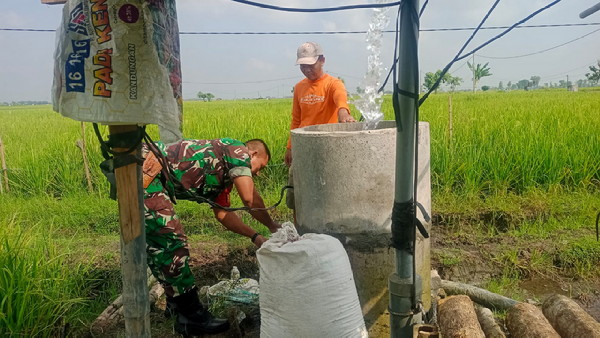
[257,223,367,337]
[52,0,181,140]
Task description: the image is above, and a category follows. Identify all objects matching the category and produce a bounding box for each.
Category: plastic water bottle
[231,266,240,281]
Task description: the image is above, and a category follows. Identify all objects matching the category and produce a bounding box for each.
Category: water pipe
[389,0,423,336]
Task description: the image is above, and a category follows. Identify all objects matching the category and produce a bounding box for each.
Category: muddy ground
[86,224,599,338]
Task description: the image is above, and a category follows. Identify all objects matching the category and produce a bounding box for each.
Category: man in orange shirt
[285,42,356,217]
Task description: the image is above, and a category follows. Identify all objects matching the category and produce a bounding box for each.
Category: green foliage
[197,91,216,102]
[556,238,600,277]
[422,70,462,93]
[585,60,600,86]
[0,221,89,336]
[467,61,492,91]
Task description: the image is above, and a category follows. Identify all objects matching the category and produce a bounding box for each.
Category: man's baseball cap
[296,42,323,65]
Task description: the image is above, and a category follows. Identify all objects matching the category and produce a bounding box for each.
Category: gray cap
[296,42,323,65]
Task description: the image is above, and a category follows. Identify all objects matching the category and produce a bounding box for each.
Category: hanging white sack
[257,223,367,337]
[52,0,181,139]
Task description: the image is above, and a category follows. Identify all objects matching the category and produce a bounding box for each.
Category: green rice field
[1,89,599,336]
[0,89,598,197]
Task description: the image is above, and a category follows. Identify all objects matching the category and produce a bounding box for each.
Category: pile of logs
[433,271,600,338]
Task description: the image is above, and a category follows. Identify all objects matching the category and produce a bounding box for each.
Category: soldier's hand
[253,234,268,248]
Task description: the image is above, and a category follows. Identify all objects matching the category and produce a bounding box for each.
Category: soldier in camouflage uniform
[142,137,280,335]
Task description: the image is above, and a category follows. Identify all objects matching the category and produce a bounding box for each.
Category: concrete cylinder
[290,121,431,332]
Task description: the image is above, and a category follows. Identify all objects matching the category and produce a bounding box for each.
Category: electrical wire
[417,0,501,105]
[229,0,402,12]
[418,0,563,106]
[478,27,600,59]
[419,0,430,18]
[3,23,600,35]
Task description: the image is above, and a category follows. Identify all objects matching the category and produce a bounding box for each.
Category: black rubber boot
[172,288,229,335]
[164,297,178,318]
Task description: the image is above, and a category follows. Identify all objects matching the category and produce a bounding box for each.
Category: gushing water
[353,0,390,130]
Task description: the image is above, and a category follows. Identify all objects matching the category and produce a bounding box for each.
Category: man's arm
[213,208,267,247]
[338,107,356,123]
[234,176,280,233]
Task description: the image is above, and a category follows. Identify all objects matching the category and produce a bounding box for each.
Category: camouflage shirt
[146,138,252,202]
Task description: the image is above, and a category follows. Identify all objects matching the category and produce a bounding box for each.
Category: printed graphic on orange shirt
[300,94,324,105]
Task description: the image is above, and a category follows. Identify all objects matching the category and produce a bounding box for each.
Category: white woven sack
[257,223,367,337]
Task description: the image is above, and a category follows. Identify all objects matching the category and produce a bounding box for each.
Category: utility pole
[472,54,476,92]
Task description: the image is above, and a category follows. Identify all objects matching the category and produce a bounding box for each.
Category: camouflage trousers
[144,177,195,298]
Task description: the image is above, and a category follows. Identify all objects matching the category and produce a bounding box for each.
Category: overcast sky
[1,0,599,102]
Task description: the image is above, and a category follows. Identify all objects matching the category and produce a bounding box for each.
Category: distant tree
[481,85,490,91]
[517,79,530,90]
[530,76,541,89]
[585,60,600,86]
[356,87,365,94]
[423,70,451,93]
[558,80,571,88]
[467,62,492,92]
[506,81,512,91]
[498,81,504,90]
[447,75,463,92]
[197,91,215,102]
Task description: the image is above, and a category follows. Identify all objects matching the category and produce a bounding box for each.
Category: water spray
[353,0,390,130]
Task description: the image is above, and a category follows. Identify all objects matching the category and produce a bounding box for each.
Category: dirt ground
[86,226,599,338]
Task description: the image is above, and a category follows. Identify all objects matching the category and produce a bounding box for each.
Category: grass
[0,220,89,337]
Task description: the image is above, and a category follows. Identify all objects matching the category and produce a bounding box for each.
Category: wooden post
[448,95,453,148]
[108,125,151,337]
[76,122,94,193]
[0,136,9,193]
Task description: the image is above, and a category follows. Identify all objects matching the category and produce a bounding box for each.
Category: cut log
[506,302,559,338]
[441,279,518,310]
[438,295,485,338]
[93,274,163,330]
[542,294,600,338]
[474,305,506,338]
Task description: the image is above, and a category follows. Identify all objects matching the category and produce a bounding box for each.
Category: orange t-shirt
[287,73,349,148]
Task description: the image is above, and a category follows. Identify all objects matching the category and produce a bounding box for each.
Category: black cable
[596,212,600,242]
[418,0,500,105]
[92,123,145,158]
[229,0,402,12]
[418,0,562,106]
[454,0,563,63]
[419,0,429,18]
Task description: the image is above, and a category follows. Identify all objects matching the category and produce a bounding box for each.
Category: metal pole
[389,0,422,336]
[580,2,600,18]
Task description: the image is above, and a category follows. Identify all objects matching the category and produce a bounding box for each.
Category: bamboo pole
[76,122,93,192]
[109,125,150,337]
[441,279,518,310]
[448,95,453,147]
[0,136,9,192]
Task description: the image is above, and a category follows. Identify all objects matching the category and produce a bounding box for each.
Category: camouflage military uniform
[143,138,252,297]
